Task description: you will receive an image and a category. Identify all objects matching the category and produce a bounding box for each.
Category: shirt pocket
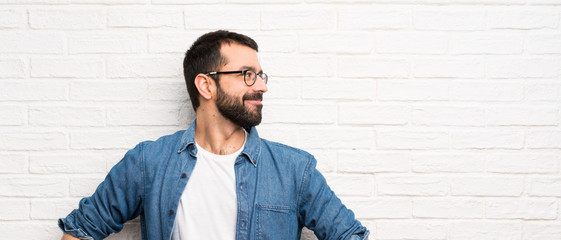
[256,204,298,240]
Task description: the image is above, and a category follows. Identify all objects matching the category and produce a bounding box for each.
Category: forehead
[220,42,261,71]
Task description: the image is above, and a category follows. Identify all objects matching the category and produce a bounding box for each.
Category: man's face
[214,43,267,128]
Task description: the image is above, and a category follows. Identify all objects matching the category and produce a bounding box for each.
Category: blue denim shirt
[59,120,369,240]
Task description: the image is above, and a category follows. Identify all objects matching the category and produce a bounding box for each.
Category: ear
[194,73,215,100]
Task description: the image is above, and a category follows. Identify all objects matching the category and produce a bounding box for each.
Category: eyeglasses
[205,70,268,86]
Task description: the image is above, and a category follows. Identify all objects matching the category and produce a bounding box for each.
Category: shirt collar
[178,119,261,167]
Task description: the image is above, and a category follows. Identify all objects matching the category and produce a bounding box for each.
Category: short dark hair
[183,30,258,110]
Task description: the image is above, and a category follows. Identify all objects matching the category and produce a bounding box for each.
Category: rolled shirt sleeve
[58,144,145,240]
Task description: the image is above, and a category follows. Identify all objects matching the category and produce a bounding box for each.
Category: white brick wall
[1,1,560,240]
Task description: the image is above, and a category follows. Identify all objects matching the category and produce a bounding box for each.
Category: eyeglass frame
[205,70,268,86]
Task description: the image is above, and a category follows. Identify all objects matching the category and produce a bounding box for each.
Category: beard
[215,85,263,128]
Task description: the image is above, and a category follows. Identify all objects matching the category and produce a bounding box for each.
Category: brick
[0,223,60,239]
[486,57,560,79]
[29,152,106,174]
[0,9,26,28]
[450,33,523,54]
[450,80,524,101]
[107,104,180,126]
[451,130,524,149]
[325,174,374,196]
[451,221,521,240]
[377,221,447,239]
[486,199,557,220]
[107,56,183,78]
[29,8,104,29]
[338,104,409,125]
[252,33,297,53]
[228,0,298,2]
[106,223,142,239]
[488,105,558,126]
[0,32,64,53]
[530,177,561,196]
[0,153,27,173]
[69,32,147,54]
[70,128,171,149]
[339,57,409,78]
[413,57,483,78]
[412,152,486,173]
[337,151,409,173]
[344,198,410,219]
[526,33,561,54]
[377,131,448,150]
[260,54,335,77]
[263,104,336,124]
[262,8,334,30]
[413,198,484,219]
[72,0,145,3]
[525,223,561,240]
[411,106,486,126]
[263,78,300,100]
[148,32,198,53]
[0,131,67,150]
[339,8,410,30]
[152,0,219,3]
[300,127,372,149]
[186,7,260,30]
[528,0,561,3]
[308,150,336,173]
[378,79,449,101]
[0,199,28,220]
[376,32,448,54]
[70,79,146,101]
[0,0,69,3]
[527,130,561,149]
[451,176,523,196]
[0,58,25,78]
[29,105,105,127]
[488,9,558,29]
[302,79,375,100]
[0,105,26,126]
[299,32,372,53]
[30,199,77,220]
[0,177,66,197]
[69,176,104,197]
[108,8,182,28]
[413,9,485,30]
[31,58,103,78]
[255,126,298,147]
[0,80,67,101]
[526,80,561,101]
[377,175,448,196]
[147,79,189,101]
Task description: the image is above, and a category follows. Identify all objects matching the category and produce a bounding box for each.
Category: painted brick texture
[0,1,560,240]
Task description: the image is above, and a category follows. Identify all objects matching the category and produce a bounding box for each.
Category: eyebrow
[238,65,263,73]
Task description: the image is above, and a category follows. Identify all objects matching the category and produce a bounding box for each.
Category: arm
[58,144,145,239]
[61,233,80,240]
[298,157,369,240]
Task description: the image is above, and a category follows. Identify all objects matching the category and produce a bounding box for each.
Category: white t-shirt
[171,132,246,240]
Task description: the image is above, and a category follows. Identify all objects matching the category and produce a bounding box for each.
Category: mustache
[243,93,263,101]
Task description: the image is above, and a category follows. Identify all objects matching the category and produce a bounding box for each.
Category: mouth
[243,93,263,105]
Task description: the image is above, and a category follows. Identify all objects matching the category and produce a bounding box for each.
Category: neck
[194,107,246,155]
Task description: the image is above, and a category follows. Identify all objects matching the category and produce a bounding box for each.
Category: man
[59,30,369,240]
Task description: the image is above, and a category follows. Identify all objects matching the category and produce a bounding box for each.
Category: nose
[253,75,268,93]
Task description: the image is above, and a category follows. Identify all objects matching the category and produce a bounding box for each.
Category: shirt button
[240,184,243,190]
[181,173,187,178]
[169,210,174,215]
[240,221,246,227]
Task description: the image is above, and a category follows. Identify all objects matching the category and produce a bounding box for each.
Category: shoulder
[139,130,185,151]
[259,138,316,167]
